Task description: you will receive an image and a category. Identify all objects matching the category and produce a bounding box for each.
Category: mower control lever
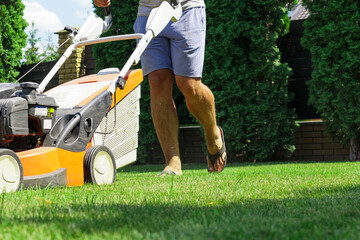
[64,25,78,36]
[117,76,126,90]
[171,0,179,6]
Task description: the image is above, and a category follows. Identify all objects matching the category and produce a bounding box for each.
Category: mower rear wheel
[0,149,23,193]
[84,146,116,185]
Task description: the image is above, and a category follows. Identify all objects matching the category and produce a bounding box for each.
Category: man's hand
[94,0,111,7]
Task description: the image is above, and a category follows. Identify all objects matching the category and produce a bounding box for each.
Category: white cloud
[72,0,94,24]
[75,10,91,22]
[23,1,63,54]
[73,0,93,9]
[23,0,63,32]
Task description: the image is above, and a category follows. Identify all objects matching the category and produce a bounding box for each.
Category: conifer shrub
[203,0,297,160]
[0,0,28,82]
[301,0,360,157]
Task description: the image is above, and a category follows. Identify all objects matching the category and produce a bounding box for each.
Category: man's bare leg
[149,69,183,175]
[175,75,226,172]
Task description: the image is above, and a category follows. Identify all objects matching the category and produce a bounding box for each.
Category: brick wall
[176,122,350,163]
[146,126,206,164]
[179,126,206,163]
[55,30,86,84]
[274,120,349,161]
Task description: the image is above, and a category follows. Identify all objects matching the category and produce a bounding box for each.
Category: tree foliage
[42,32,59,62]
[0,0,28,83]
[23,22,41,65]
[301,0,360,144]
[93,0,297,162]
[22,23,59,65]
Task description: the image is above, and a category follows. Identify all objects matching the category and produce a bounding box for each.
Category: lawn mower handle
[38,1,181,94]
[103,6,113,32]
[103,6,111,17]
[38,7,113,93]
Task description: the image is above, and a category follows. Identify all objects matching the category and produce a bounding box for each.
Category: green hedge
[301,1,360,144]
[0,0,27,83]
[94,0,297,162]
[203,0,297,161]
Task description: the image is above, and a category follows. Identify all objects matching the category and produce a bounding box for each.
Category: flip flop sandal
[207,126,227,173]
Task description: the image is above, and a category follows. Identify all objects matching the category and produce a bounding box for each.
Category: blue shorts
[133,7,206,78]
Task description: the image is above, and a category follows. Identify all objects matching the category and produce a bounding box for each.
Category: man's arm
[94,0,111,7]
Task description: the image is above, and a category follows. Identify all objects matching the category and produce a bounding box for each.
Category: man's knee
[176,76,203,99]
[148,69,173,96]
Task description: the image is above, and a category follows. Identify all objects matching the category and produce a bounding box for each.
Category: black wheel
[84,146,116,185]
[0,149,23,193]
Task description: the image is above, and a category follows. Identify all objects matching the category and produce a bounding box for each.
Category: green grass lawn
[1,161,360,240]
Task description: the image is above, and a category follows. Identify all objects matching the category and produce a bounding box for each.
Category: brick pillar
[55,30,85,84]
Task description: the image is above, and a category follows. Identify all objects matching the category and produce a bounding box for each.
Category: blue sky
[23,0,94,51]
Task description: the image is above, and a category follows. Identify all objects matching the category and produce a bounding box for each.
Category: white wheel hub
[93,151,114,185]
[0,155,21,193]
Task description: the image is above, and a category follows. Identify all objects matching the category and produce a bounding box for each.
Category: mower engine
[0,82,57,151]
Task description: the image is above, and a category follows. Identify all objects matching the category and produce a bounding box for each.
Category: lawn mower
[0,1,182,193]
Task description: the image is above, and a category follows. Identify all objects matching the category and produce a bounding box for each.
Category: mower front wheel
[84,146,116,185]
[0,149,23,193]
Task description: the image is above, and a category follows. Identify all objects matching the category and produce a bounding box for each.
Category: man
[94,0,226,175]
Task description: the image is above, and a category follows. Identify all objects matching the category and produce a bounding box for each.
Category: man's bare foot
[157,168,183,176]
[158,157,183,176]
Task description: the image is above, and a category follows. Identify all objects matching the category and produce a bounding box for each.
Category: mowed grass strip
[0,161,360,240]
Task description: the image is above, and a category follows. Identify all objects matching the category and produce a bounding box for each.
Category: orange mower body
[0,69,143,192]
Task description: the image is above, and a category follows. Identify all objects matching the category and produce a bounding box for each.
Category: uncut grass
[0,162,360,239]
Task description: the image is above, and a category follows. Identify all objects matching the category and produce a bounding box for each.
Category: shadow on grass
[3,184,360,239]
